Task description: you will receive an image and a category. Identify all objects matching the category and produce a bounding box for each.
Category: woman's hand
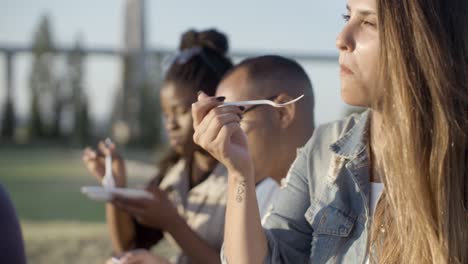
[109,249,170,264]
[111,185,178,231]
[82,140,127,187]
[192,92,253,176]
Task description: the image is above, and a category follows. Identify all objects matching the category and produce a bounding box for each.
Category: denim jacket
[263,110,372,264]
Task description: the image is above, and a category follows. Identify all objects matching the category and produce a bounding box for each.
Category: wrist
[166,213,184,234]
[227,166,254,183]
[115,170,127,188]
[228,170,255,187]
[114,177,127,188]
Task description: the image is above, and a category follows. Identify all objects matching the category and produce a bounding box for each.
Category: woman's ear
[274,93,296,129]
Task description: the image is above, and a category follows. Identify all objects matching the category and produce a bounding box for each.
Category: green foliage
[1,100,15,139]
[67,39,91,146]
[31,16,55,54]
[138,81,162,148]
[136,52,165,148]
[29,15,57,139]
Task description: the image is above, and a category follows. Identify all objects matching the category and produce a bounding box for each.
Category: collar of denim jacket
[329,109,371,159]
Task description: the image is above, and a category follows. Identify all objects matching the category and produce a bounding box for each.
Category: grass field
[0,146,174,264]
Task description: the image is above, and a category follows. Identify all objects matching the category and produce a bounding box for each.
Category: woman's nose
[336,25,356,52]
[166,116,179,130]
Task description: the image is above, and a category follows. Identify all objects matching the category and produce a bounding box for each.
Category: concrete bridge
[0,43,338,138]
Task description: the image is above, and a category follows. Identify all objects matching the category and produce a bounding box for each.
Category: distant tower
[112,0,147,145]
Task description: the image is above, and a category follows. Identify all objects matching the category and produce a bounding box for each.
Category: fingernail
[197,91,203,96]
[216,96,226,102]
[238,106,245,111]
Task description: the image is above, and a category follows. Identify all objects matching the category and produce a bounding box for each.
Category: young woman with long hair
[191,0,468,263]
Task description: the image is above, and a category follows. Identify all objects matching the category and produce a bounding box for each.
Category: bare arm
[191,92,268,263]
[224,170,268,264]
[106,204,136,253]
[82,141,137,253]
[112,186,221,264]
[167,214,221,264]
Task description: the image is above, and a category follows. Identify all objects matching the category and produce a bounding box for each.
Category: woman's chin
[172,144,186,156]
[340,87,368,107]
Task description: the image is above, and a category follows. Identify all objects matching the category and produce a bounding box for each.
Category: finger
[197,91,210,100]
[112,200,147,216]
[113,195,149,208]
[114,195,156,212]
[104,139,120,158]
[82,148,104,166]
[191,94,226,126]
[83,159,106,180]
[98,141,111,156]
[83,159,97,171]
[120,252,145,264]
[120,256,143,264]
[146,184,163,198]
[195,106,244,138]
[210,122,247,164]
[214,122,245,146]
[196,113,241,148]
[120,249,148,264]
[82,148,98,162]
[106,258,119,264]
[121,249,145,259]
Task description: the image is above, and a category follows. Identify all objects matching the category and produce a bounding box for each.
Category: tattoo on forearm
[235,180,247,203]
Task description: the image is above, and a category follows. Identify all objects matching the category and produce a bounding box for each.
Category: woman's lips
[169,135,184,145]
[340,65,354,75]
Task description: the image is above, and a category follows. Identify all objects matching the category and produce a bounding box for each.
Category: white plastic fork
[219,94,304,108]
[101,138,115,188]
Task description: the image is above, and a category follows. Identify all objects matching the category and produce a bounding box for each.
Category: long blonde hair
[371,0,468,263]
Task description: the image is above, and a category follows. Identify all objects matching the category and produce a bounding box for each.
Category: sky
[0,0,351,126]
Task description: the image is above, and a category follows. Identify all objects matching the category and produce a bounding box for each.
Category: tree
[137,52,165,148]
[1,53,16,140]
[1,100,15,139]
[29,15,57,139]
[138,80,161,148]
[66,38,90,146]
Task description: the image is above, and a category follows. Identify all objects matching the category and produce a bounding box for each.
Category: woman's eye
[362,20,377,28]
[342,14,351,22]
[176,107,190,115]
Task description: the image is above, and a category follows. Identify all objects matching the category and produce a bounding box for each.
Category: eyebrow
[346,4,376,16]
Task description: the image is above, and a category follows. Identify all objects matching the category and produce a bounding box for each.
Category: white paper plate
[81,186,153,202]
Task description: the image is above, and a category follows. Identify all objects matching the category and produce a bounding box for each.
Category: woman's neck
[188,151,217,188]
[369,110,384,183]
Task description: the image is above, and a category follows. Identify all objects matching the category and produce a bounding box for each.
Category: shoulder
[301,111,367,157]
[288,111,368,189]
[157,159,187,190]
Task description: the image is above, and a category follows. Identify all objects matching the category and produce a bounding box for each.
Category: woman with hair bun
[83,28,233,264]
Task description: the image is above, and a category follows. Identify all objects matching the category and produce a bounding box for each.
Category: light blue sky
[0,0,350,125]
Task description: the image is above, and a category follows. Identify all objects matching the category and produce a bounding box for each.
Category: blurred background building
[112,0,147,146]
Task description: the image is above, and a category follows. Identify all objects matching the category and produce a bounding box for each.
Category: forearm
[224,169,268,264]
[106,204,136,254]
[167,215,221,264]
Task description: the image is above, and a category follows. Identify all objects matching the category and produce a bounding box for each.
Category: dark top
[0,184,27,264]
